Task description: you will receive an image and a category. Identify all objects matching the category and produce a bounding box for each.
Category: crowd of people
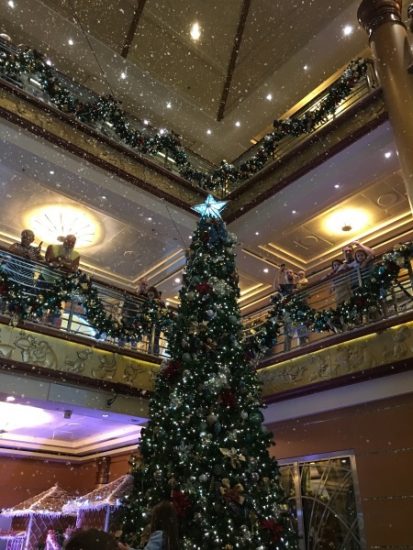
[272,241,376,351]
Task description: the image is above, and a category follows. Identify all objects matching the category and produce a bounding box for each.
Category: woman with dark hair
[119,501,179,550]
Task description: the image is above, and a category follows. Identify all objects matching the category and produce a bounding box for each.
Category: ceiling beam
[216,0,252,122]
[121,0,148,58]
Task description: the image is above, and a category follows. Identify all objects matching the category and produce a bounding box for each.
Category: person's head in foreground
[64,528,118,550]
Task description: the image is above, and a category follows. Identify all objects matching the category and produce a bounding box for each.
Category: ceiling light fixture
[255,231,260,236]
[324,207,369,236]
[0,402,51,432]
[235,121,241,127]
[147,217,152,221]
[5,396,15,402]
[102,413,109,418]
[174,277,181,284]
[342,24,354,37]
[159,128,165,135]
[292,210,297,214]
[166,101,172,109]
[49,170,55,175]
[143,119,149,126]
[7,0,15,7]
[206,129,212,135]
[120,71,127,80]
[24,204,102,248]
[263,268,269,273]
[384,151,392,159]
[303,64,309,71]
[334,184,340,189]
[190,21,201,41]
[67,38,74,46]
[266,93,273,101]
[45,59,53,66]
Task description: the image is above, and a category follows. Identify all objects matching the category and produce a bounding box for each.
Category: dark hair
[150,501,179,550]
[332,259,343,268]
[64,529,118,550]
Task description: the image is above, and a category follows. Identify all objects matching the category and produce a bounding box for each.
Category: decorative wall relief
[259,322,413,397]
[0,322,159,393]
[14,333,58,369]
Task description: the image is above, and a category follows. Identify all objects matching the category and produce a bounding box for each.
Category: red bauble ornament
[162,360,181,382]
[260,518,284,542]
[196,282,211,295]
[219,388,236,408]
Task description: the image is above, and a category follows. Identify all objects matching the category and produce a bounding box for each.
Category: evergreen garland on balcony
[0,41,368,192]
[0,268,173,344]
[247,242,413,358]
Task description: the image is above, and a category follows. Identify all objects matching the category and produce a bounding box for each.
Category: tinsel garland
[0,267,173,343]
[0,42,367,192]
[248,242,413,357]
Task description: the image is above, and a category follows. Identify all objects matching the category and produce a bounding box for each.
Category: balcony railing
[0,250,168,356]
[225,60,379,196]
[245,255,413,363]
[0,38,378,196]
[0,38,215,182]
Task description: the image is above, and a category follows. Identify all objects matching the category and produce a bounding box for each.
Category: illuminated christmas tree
[122,195,297,549]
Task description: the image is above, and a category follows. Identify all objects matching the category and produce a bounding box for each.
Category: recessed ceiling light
[384,151,392,159]
[143,119,149,126]
[189,235,192,239]
[45,59,53,66]
[334,184,340,189]
[263,268,269,273]
[165,300,170,306]
[266,93,273,101]
[292,210,297,214]
[255,231,260,236]
[159,128,165,135]
[166,101,172,109]
[342,24,354,37]
[101,195,107,200]
[49,170,55,175]
[174,277,181,284]
[120,71,127,80]
[68,38,74,46]
[147,217,152,221]
[206,129,212,135]
[102,413,109,418]
[190,21,201,41]
[7,0,15,7]
[5,396,15,402]
[235,121,241,127]
[303,64,309,71]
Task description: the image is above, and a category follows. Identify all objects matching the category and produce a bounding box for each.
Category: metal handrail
[225,60,379,195]
[244,259,413,359]
[0,38,215,182]
[0,37,378,196]
[0,250,168,356]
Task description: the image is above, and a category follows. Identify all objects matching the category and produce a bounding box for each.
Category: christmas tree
[122,195,297,549]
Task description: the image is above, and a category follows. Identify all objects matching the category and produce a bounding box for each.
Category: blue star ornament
[192,194,228,219]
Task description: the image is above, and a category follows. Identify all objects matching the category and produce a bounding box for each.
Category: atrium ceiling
[1,0,368,162]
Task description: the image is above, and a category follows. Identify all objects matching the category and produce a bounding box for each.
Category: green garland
[0,267,173,343]
[0,42,367,192]
[248,242,413,357]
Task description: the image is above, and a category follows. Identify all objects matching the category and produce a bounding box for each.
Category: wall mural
[0,325,159,393]
[259,321,413,396]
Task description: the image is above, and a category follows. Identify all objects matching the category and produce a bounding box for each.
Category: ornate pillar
[96,456,111,486]
[358,0,413,211]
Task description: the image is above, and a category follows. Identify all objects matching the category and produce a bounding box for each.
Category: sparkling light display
[121,210,297,548]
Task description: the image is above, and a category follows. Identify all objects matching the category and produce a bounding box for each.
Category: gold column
[358,0,413,210]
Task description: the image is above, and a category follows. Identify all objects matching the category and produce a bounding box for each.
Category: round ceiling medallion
[377,192,399,208]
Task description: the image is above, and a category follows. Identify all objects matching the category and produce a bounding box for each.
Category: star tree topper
[192,194,228,219]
